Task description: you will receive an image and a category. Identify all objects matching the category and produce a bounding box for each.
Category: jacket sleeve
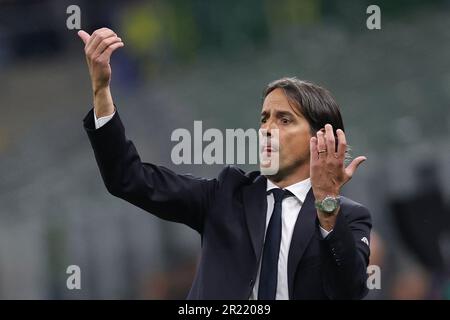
[83,107,218,233]
[319,203,372,299]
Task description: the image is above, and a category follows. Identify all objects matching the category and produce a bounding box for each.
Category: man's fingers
[78,30,90,45]
[98,42,124,62]
[345,156,367,178]
[336,129,347,160]
[85,29,117,55]
[310,136,318,163]
[324,124,335,155]
[316,130,327,159]
[86,31,117,55]
[92,36,122,59]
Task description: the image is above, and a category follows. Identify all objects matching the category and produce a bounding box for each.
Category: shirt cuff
[319,226,333,238]
[94,109,115,129]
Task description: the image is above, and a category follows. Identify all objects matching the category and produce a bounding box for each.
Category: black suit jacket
[83,108,372,300]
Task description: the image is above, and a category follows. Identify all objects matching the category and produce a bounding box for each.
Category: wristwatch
[315,195,340,214]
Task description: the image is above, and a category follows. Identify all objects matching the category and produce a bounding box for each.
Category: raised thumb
[77,30,90,45]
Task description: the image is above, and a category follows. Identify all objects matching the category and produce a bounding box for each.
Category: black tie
[258,188,289,300]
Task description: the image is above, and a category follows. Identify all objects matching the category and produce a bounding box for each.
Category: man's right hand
[78,28,124,118]
[78,28,124,93]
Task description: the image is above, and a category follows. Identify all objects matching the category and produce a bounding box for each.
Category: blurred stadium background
[0,0,449,299]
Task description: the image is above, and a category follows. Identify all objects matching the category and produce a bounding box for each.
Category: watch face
[323,197,337,212]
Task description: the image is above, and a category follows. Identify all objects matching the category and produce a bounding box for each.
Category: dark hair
[263,77,344,135]
[263,77,351,159]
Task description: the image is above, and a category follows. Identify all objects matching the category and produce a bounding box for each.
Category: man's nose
[264,121,278,137]
[261,125,272,137]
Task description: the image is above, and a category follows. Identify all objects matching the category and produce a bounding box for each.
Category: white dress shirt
[93,111,333,300]
[249,178,332,300]
[94,110,115,129]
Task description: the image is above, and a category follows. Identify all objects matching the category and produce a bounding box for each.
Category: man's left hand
[309,124,366,230]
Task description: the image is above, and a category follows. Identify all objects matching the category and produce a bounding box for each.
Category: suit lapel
[242,175,267,259]
[287,188,317,299]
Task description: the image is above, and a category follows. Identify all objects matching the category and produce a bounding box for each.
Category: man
[78,28,372,300]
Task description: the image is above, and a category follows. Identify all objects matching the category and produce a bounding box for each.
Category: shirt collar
[266,178,312,204]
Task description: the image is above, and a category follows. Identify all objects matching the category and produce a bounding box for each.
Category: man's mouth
[261,145,278,153]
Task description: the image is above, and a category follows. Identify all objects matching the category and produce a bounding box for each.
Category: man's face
[260,88,313,180]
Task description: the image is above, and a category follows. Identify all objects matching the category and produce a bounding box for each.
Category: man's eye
[261,118,267,123]
[281,118,290,124]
